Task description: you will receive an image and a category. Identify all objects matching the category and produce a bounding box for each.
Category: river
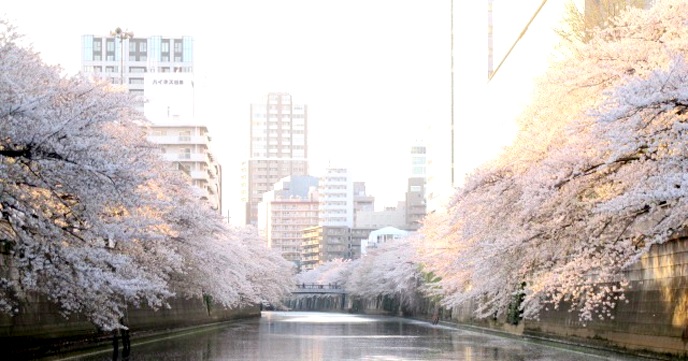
[52,311,649,361]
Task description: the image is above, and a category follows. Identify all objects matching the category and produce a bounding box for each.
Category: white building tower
[317,167,354,227]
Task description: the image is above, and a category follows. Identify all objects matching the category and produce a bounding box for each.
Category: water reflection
[53,311,645,361]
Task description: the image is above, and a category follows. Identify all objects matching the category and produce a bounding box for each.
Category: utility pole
[110,27,134,86]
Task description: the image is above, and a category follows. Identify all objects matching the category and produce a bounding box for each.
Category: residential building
[81,32,193,104]
[82,32,222,212]
[257,175,319,264]
[146,125,222,212]
[301,225,367,271]
[317,167,353,227]
[245,93,308,225]
[348,227,373,260]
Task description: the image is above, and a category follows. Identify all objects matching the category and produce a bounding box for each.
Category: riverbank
[1,295,259,360]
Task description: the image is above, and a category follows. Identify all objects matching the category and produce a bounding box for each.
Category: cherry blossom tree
[0,21,294,331]
[295,258,353,286]
[420,0,688,323]
[345,236,424,310]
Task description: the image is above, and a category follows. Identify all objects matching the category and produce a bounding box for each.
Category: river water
[56,311,648,361]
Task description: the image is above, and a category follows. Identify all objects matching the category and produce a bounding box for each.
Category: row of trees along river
[2,0,688,352]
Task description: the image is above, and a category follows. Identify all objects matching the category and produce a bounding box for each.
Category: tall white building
[81,32,221,212]
[317,167,354,227]
[81,32,193,93]
[245,93,308,225]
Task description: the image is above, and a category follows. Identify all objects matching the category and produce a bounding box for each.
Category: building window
[178,131,191,141]
[106,40,115,52]
[179,148,191,159]
[139,42,147,52]
[129,78,144,85]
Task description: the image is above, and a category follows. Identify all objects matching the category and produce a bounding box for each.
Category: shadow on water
[41,311,651,361]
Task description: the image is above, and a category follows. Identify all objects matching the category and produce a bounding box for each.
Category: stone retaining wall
[355,239,688,359]
[0,293,259,359]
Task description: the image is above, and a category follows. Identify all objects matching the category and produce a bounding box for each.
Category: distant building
[317,167,353,227]
[146,125,222,212]
[361,226,409,255]
[301,225,370,271]
[81,32,193,104]
[245,93,308,225]
[355,202,407,230]
[82,32,222,212]
[353,182,375,227]
[406,144,427,230]
[257,175,319,264]
[405,177,426,231]
[410,144,427,178]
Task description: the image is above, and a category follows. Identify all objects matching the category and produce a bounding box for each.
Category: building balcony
[147,135,210,146]
[163,152,211,164]
[190,170,209,182]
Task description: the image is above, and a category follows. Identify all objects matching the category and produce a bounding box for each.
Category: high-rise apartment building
[245,93,308,225]
[80,32,221,212]
[81,33,193,99]
[317,167,354,227]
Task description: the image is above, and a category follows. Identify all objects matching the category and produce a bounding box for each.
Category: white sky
[2,0,568,224]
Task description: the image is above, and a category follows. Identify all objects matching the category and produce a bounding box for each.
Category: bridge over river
[286,283,348,311]
[292,283,346,294]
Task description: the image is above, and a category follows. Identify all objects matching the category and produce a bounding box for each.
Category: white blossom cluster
[0,20,294,331]
[419,0,688,322]
[296,236,427,310]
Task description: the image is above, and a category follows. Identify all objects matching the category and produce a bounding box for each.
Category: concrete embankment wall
[522,239,688,359]
[0,293,259,359]
[353,239,688,360]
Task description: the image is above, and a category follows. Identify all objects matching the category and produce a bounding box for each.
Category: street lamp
[110,27,134,85]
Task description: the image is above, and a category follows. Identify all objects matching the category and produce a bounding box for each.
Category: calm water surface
[57,311,647,361]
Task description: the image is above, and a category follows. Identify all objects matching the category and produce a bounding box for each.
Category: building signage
[151,79,185,86]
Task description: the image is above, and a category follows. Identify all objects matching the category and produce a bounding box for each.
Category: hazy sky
[3,0,451,223]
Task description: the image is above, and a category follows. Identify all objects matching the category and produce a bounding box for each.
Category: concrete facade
[257,175,319,263]
[146,124,222,212]
[245,93,308,225]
